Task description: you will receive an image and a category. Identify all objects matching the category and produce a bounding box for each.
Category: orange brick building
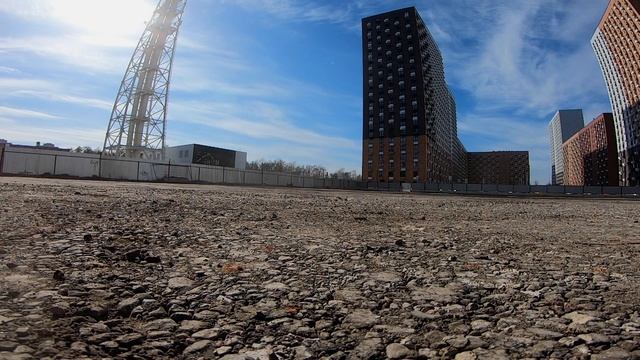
[562,114,619,186]
[591,0,640,185]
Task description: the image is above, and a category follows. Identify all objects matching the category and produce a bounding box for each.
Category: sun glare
[46,0,155,39]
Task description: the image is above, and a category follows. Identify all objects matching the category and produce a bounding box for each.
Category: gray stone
[578,333,610,345]
[591,347,631,360]
[470,319,492,333]
[144,318,178,332]
[0,342,18,352]
[527,327,564,340]
[117,297,139,315]
[192,328,220,339]
[168,277,194,289]
[563,311,597,325]
[350,338,383,359]
[183,340,211,354]
[179,320,208,332]
[386,343,413,359]
[343,309,379,329]
[115,333,145,347]
[455,351,477,360]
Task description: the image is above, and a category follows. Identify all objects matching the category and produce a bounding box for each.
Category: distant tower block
[103,0,187,160]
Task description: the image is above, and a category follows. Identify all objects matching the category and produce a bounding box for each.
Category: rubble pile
[0,178,638,359]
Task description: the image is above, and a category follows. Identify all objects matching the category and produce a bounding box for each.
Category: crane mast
[103,0,187,160]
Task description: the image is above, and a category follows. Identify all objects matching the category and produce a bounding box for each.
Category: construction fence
[0,147,359,189]
[1,147,639,198]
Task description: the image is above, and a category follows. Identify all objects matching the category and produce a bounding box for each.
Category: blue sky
[0,0,611,184]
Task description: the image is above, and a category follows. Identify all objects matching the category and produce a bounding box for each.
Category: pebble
[0,179,638,359]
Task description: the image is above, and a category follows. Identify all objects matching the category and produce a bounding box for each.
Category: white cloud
[0,105,61,120]
[0,77,112,110]
[0,122,104,148]
[0,66,18,74]
[0,36,130,74]
[171,100,358,150]
[11,91,112,111]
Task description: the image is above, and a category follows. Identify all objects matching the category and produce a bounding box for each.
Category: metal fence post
[198,167,201,182]
[222,167,225,183]
[53,155,57,175]
[168,161,171,179]
[98,153,102,178]
[137,161,140,181]
[261,168,264,185]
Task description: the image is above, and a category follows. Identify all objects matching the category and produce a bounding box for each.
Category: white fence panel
[3,152,55,175]
[56,156,99,177]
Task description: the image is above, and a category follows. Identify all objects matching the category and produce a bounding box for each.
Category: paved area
[0,177,639,359]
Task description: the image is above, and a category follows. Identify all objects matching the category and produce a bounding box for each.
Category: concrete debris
[0,177,638,359]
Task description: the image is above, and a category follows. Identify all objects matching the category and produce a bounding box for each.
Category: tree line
[246,159,360,180]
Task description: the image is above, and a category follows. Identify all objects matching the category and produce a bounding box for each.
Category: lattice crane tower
[103,0,187,160]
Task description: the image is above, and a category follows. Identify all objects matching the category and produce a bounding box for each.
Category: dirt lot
[0,177,638,359]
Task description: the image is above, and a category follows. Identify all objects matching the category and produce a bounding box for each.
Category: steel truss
[103,0,187,160]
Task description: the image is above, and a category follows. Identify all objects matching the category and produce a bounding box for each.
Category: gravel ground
[0,177,639,360]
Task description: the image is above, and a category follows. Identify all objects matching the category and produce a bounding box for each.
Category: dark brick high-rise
[562,113,619,186]
[362,7,465,183]
[466,152,530,185]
